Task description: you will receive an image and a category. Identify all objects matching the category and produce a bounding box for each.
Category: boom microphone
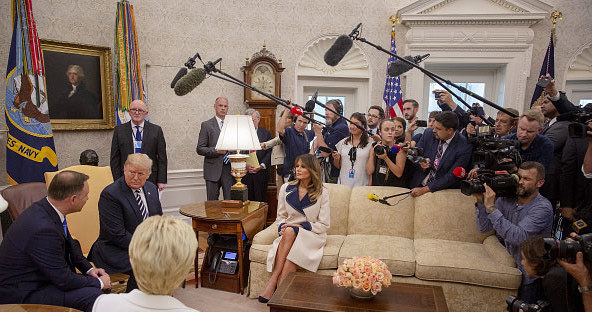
[324,35,353,67]
[305,89,319,112]
[453,167,467,178]
[173,68,207,96]
[170,67,188,88]
[204,58,222,73]
[290,106,304,116]
[388,54,430,77]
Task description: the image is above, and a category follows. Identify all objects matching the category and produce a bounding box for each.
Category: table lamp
[215,115,261,204]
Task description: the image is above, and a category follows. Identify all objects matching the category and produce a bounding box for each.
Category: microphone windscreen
[305,100,316,112]
[390,145,400,154]
[324,35,353,67]
[290,106,303,116]
[170,67,188,88]
[387,55,415,77]
[453,167,466,178]
[174,68,206,96]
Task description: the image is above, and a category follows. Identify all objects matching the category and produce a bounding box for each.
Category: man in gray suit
[196,97,233,200]
[540,97,570,206]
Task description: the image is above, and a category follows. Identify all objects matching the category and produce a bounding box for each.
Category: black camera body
[543,233,592,263]
[506,296,550,312]
[406,147,426,164]
[557,108,592,138]
[373,144,387,156]
[469,136,521,171]
[461,170,520,197]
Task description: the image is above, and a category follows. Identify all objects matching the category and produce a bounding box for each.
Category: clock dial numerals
[251,63,275,100]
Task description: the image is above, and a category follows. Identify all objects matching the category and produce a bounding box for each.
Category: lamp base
[231,187,249,202]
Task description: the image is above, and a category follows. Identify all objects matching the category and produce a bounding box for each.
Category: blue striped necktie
[134,125,142,153]
[134,189,148,220]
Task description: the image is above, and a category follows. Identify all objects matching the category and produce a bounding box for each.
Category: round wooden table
[0,304,82,312]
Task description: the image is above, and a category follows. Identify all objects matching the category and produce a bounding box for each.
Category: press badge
[349,168,355,178]
[378,166,387,174]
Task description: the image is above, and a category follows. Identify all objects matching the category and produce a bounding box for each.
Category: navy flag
[530,32,555,108]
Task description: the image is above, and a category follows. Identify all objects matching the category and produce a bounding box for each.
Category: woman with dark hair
[258,154,330,303]
[366,119,410,187]
[332,113,371,187]
[392,117,407,143]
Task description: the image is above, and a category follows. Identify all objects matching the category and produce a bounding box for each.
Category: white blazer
[267,183,330,272]
[92,289,199,312]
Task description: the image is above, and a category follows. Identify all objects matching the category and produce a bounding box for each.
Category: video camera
[406,147,426,164]
[557,107,592,138]
[506,296,549,312]
[460,169,520,198]
[543,233,592,263]
[469,136,521,171]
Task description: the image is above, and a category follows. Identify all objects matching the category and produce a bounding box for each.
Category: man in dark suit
[0,171,111,312]
[197,97,234,200]
[110,99,168,191]
[409,111,473,197]
[243,109,272,202]
[89,153,162,292]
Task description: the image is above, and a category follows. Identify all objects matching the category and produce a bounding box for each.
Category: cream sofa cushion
[483,235,517,268]
[249,235,346,270]
[347,186,414,239]
[414,189,492,243]
[414,239,522,289]
[323,183,351,236]
[338,234,415,276]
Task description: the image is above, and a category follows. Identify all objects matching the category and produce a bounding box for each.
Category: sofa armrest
[252,221,280,245]
[483,235,516,268]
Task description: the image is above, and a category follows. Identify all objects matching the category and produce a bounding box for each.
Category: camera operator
[433,89,471,131]
[519,235,584,312]
[556,234,592,312]
[312,99,350,183]
[278,104,315,182]
[366,119,411,187]
[504,109,554,172]
[541,74,578,115]
[474,161,553,303]
[494,108,519,137]
[409,111,472,197]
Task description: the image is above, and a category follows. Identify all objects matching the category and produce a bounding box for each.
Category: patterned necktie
[427,141,444,183]
[220,120,230,164]
[135,125,142,153]
[62,219,68,236]
[134,189,148,220]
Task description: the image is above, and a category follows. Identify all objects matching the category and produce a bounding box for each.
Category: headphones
[327,99,343,115]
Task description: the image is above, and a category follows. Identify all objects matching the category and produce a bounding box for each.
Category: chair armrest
[252,221,280,245]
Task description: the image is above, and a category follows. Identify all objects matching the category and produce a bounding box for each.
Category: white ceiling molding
[569,42,592,72]
[397,0,552,112]
[297,36,370,78]
[398,0,552,26]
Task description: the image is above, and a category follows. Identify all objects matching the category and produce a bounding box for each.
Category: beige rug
[173,287,267,312]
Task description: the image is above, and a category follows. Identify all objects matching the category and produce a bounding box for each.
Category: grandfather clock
[242,44,284,225]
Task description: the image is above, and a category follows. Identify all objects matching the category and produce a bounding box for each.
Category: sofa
[246,184,522,311]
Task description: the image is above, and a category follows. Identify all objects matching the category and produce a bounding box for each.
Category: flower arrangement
[332,256,392,295]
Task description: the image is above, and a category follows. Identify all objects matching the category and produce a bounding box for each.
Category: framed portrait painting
[40,39,114,130]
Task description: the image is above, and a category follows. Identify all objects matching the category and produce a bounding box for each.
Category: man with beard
[312,99,349,183]
[474,161,553,303]
[366,105,384,142]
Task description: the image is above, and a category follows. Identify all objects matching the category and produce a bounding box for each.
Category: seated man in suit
[0,171,111,312]
[92,215,198,311]
[409,111,473,197]
[89,153,162,292]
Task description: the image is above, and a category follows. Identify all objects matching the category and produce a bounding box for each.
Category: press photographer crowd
[260,74,592,311]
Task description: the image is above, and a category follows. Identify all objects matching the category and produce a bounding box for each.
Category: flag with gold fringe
[114,0,147,125]
[530,32,555,108]
[5,0,58,184]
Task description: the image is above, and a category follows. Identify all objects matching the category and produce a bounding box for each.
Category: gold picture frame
[40,39,114,130]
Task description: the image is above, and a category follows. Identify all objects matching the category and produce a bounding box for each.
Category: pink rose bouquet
[332,256,392,295]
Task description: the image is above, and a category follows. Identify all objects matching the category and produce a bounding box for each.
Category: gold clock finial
[262,41,266,48]
[550,9,563,29]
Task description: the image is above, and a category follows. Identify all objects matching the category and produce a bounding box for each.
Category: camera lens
[543,238,582,260]
[374,145,385,156]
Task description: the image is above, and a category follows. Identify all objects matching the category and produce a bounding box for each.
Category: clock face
[251,63,275,100]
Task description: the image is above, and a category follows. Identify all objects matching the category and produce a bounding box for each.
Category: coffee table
[268,272,448,312]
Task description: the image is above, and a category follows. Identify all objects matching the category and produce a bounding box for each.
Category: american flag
[383,30,404,118]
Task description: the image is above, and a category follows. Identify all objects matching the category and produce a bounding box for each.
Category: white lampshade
[215,115,261,151]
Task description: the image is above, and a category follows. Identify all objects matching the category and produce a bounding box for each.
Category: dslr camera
[543,233,592,263]
[557,107,592,138]
[506,296,549,312]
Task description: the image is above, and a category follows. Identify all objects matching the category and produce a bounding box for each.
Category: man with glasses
[366,105,384,142]
[89,153,163,293]
[110,100,168,191]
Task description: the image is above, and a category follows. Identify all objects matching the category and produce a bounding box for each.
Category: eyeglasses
[129,108,147,113]
[367,114,380,119]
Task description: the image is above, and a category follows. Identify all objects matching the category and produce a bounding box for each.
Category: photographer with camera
[409,111,472,197]
[556,233,592,312]
[278,103,315,183]
[504,110,554,172]
[463,103,495,138]
[433,89,471,131]
[474,161,553,303]
[366,119,411,187]
[540,74,577,115]
[312,99,350,183]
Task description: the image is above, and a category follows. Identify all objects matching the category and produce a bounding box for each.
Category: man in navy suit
[89,153,162,292]
[409,111,473,197]
[243,109,273,202]
[0,171,111,312]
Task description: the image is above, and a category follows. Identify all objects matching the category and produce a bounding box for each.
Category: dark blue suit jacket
[89,177,162,273]
[410,130,473,191]
[0,198,100,304]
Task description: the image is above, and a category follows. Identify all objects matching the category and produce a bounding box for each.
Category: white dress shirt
[92,289,199,312]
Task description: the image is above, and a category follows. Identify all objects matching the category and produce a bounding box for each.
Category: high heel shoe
[258,296,270,303]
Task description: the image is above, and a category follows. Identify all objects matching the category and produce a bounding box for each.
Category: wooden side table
[179,200,267,294]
